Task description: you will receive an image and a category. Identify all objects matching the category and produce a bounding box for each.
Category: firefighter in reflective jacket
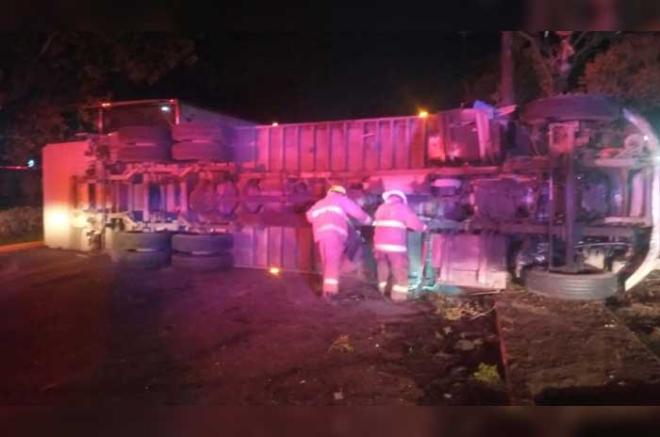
[373,190,427,301]
[306,185,372,297]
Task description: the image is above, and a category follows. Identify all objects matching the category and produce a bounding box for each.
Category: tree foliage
[582,33,660,111]
[0,33,197,164]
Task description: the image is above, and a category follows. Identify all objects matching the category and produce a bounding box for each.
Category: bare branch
[517,31,555,94]
[572,32,614,66]
[34,32,58,61]
[572,31,587,49]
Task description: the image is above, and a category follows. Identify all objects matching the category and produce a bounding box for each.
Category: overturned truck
[42,95,660,299]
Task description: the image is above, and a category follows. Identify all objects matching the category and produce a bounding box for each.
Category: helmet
[328,185,347,195]
[382,190,407,204]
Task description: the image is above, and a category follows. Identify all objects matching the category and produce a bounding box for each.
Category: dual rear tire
[113,231,234,272]
[171,233,234,272]
[114,124,233,163]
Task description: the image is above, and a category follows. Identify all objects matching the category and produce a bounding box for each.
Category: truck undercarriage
[42,95,660,299]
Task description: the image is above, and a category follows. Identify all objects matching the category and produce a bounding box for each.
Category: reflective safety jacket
[306,192,372,242]
[373,202,426,253]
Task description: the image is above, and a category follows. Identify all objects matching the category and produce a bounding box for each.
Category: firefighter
[306,185,372,298]
[373,190,427,301]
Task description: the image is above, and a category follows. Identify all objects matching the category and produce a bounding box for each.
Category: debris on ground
[429,294,494,321]
[498,291,660,404]
[609,272,660,358]
[455,339,477,351]
[472,363,502,386]
[328,335,354,353]
[0,250,509,405]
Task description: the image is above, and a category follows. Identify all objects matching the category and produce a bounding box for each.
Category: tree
[582,33,660,111]
[0,33,197,164]
[462,32,611,107]
[515,31,614,97]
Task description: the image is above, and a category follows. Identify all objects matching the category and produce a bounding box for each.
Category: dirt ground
[610,271,660,359]
[0,249,506,405]
[496,287,660,405]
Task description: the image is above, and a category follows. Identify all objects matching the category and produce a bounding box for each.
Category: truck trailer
[42,95,660,299]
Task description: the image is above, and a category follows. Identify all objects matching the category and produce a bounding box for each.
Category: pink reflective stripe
[324,278,339,285]
[392,284,408,293]
[317,224,348,236]
[375,243,408,253]
[310,205,346,219]
[373,219,406,229]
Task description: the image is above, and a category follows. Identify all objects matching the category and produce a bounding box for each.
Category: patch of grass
[0,231,42,246]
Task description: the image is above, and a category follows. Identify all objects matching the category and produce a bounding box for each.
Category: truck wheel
[172,233,233,254]
[116,146,170,162]
[114,231,172,252]
[171,141,232,161]
[117,126,172,145]
[525,268,619,300]
[172,123,229,142]
[524,95,622,123]
[171,252,234,271]
[116,249,170,269]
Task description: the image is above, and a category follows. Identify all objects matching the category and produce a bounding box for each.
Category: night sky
[3,2,515,124]
[146,32,502,123]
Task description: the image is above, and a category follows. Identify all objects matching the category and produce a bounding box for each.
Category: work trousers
[318,234,345,295]
[375,250,410,301]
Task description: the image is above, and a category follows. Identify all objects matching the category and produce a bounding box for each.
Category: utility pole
[500,31,515,106]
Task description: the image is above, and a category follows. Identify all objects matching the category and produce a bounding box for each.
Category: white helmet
[382,190,407,204]
[328,185,347,195]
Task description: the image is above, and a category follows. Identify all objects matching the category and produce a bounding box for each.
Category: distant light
[644,135,650,142]
[160,105,171,112]
[27,159,35,168]
[268,266,281,276]
[272,122,279,127]
[101,102,111,108]
[418,110,429,119]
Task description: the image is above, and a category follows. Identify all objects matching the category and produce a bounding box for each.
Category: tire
[116,146,170,162]
[116,249,170,269]
[525,268,619,300]
[117,126,172,145]
[171,252,234,271]
[172,233,233,254]
[172,123,228,142]
[171,141,232,161]
[114,231,172,252]
[523,95,622,123]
